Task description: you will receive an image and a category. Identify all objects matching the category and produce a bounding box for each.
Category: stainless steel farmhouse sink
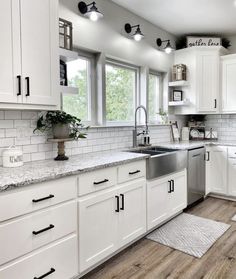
[129,147,187,179]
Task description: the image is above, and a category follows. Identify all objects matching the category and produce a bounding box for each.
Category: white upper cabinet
[196,51,219,112]
[221,54,236,113]
[174,47,227,115]
[0,0,59,109]
[0,1,21,103]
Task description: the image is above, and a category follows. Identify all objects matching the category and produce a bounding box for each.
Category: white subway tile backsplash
[0,138,14,148]
[23,153,31,162]
[0,111,4,120]
[23,144,38,153]
[5,111,21,120]
[0,110,172,166]
[14,120,31,128]
[205,115,236,141]
[0,120,14,129]
[0,129,5,138]
[38,143,53,152]
[31,136,47,144]
[22,111,39,120]
[31,152,46,161]
[15,137,31,146]
[5,129,17,138]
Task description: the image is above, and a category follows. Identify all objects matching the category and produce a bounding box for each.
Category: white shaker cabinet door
[222,55,236,113]
[78,188,118,273]
[206,146,227,195]
[147,176,171,230]
[118,179,146,248]
[0,0,21,103]
[197,51,219,113]
[170,170,187,215]
[20,0,59,106]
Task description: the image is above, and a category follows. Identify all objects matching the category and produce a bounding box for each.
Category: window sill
[82,123,171,129]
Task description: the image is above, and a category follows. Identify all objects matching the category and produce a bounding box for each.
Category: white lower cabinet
[170,171,187,215]
[147,176,171,230]
[147,170,187,231]
[0,235,78,279]
[78,188,118,272]
[0,201,76,265]
[227,147,236,196]
[205,146,228,195]
[117,180,146,247]
[78,179,146,273]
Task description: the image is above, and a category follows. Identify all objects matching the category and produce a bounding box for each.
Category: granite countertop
[157,140,236,150]
[0,151,149,192]
[2,140,236,193]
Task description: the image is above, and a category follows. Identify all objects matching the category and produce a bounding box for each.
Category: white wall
[59,0,175,72]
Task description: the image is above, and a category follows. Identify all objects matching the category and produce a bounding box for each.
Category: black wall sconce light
[78,1,103,21]
[124,23,144,42]
[156,38,175,54]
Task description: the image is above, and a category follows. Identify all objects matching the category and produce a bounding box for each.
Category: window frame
[105,58,140,126]
[148,70,163,123]
[61,49,96,125]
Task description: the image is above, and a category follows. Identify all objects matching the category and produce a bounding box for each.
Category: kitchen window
[148,72,162,122]
[62,55,94,123]
[105,60,139,124]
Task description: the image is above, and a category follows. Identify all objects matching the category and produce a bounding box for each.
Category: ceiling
[111,0,236,36]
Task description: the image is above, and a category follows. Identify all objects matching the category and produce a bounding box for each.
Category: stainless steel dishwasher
[187,147,206,206]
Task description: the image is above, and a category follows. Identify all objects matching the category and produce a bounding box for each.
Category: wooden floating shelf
[60,85,78,95]
[168,100,190,106]
[59,48,78,62]
[169,80,189,87]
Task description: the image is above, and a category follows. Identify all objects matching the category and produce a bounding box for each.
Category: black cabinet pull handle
[168,180,172,193]
[25,77,30,96]
[129,170,141,175]
[93,179,109,185]
[34,268,55,279]
[205,151,210,161]
[17,75,21,96]
[120,194,125,210]
[32,224,54,235]
[171,180,175,192]
[115,195,120,212]
[32,194,54,203]
[214,99,217,109]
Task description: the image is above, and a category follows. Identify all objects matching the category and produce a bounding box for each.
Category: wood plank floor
[81,197,236,279]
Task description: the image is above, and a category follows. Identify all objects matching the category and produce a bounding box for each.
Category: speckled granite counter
[157,140,236,150]
[0,151,149,192]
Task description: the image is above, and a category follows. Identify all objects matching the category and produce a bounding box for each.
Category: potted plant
[34,111,87,139]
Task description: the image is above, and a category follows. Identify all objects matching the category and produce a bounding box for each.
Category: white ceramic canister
[2,146,23,168]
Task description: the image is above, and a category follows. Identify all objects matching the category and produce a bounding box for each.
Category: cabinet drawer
[78,167,117,196]
[0,201,76,265]
[0,176,77,222]
[228,147,236,158]
[0,235,78,279]
[118,160,146,184]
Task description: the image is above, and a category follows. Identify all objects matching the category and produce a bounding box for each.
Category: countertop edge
[0,154,149,193]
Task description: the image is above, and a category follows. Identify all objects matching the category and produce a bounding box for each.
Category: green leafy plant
[34,111,87,139]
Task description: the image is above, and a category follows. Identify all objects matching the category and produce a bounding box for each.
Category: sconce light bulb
[134,33,143,42]
[89,11,99,21]
[165,47,172,54]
